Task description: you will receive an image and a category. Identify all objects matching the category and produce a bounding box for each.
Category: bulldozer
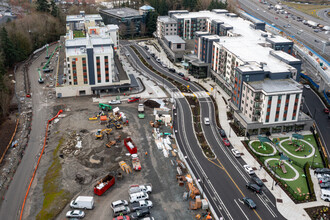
[95,128,112,140]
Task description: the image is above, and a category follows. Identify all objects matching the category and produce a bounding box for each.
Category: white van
[321,189,330,202]
[70,196,94,209]
[129,192,149,203]
[113,206,130,217]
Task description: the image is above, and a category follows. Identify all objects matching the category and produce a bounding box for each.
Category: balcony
[254,96,262,102]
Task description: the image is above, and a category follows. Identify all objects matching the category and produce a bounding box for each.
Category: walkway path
[264,158,300,181]
[278,138,315,159]
[248,140,277,156]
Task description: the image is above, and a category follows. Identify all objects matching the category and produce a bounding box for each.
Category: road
[0,50,53,219]
[124,42,285,220]
[302,87,330,154]
[316,8,330,22]
[237,0,330,59]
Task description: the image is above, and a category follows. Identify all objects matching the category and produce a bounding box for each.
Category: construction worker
[145,151,148,156]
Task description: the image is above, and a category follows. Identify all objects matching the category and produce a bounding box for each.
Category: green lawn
[277,135,324,168]
[281,139,313,157]
[73,30,85,38]
[267,159,297,179]
[251,141,276,154]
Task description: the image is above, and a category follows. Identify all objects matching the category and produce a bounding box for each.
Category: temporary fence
[0,118,19,165]
[19,110,63,220]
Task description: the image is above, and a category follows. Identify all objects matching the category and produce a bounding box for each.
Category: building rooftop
[140,5,154,10]
[202,35,221,40]
[266,35,292,44]
[66,14,102,22]
[248,78,302,94]
[212,9,228,14]
[164,35,186,44]
[66,37,113,56]
[100,8,140,18]
[158,16,177,23]
[270,50,301,63]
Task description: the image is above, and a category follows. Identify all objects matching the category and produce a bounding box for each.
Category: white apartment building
[157,16,178,38]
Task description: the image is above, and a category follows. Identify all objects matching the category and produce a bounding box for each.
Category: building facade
[157,16,178,38]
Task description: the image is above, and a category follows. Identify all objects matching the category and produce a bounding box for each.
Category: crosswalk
[193,91,210,98]
[172,91,185,98]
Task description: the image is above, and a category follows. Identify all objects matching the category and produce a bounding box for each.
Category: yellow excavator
[95,128,112,140]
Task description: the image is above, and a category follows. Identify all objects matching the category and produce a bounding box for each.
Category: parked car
[129,184,152,194]
[66,210,85,218]
[146,56,150,59]
[113,206,131,217]
[204,117,210,125]
[316,168,330,174]
[243,165,255,175]
[320,182,330,189]
[128,97,140,103]
[246,182,262,194]
[252,176,264,187]
[182,76,190,81]
[169,68,176,72]
[109,100,121,105]
[178,72,185,77]
[231,149,241,157]
[130,207,150,219]
[324,108,329,114]
[304,85,311,89]
[218,129,226,137]
[111,200,129,209]
[113,215,130,220]
[131,200,153,211]
[222,138,230,147]
[243,197,256,209]
[319,177,330,183]
[156,58,161,63]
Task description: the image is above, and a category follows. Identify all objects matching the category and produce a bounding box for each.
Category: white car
[111,199,129,209]
[108,100,121,105]
[204,117,210,125]
[243,165,255,175]
[66,210,85,218]
[304,85,311,89]
[231,149,241,157]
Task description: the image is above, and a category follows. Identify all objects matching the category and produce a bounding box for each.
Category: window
[177,44,181,49]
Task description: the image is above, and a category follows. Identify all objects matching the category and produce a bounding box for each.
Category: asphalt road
[124,42,285,220]
[302,87,330,154]
[316,8,330,22]
[238,0,330,59]
[0,50,53,219]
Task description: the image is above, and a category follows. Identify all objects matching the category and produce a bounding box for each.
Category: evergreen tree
[146,11,158,36]
[0,27,17,67]
[50,0,59,17]
[36,0,50,12]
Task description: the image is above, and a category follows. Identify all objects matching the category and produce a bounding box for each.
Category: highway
[302,87,330,154]
[237,0,330,60]
[124,41,285,220]
[316,8,329,22]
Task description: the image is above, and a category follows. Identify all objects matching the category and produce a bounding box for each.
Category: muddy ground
[25,96,198,220]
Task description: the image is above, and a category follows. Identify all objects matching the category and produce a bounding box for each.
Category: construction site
[21,95,212,220]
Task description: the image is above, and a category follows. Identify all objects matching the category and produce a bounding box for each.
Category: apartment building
[56,16,134,98]
[157,16,178,38]
[66,11,103,31]
[161,10,311,135]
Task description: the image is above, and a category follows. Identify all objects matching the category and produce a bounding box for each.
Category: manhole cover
[262,179,267,182]
[252,167,257,170]
[277,199,283,203]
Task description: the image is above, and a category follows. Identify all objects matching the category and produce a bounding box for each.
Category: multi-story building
[139,5,155,15]
[56,16,134,98]
[160,10,311,135]
[99,8,143,37]
[66,11,103,31]
[157,16,178,38]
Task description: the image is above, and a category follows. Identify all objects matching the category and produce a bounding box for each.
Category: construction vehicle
[94,174,115,196]
[138,104,145,119]
[95,128,112,140]
[108,122,122,129]
[37,68,44,84]
[106,140,116,148]
[132,154,141,171]
[45,44,49,59]
[99,103,112,111]
[42,45,60,73]
[124,137,137,154]
[119,161,132,174]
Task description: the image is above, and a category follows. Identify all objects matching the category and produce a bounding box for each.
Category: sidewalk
[194,78,317,220]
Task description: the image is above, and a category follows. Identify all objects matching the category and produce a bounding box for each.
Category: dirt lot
[24,96,198,220]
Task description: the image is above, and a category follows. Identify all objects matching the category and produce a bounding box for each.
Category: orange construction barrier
[19,110,63,220]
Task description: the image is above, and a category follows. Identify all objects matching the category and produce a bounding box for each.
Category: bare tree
[119,23,127,38]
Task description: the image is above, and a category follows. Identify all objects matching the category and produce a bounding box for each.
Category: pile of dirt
[144,100,160,108]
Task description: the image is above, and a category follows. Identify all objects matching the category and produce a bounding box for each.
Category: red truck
[124,137,137,154]
[132,154,141,171]
[94,174,115,196]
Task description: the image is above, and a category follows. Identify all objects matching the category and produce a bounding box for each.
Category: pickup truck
[132,154,141,171]
[129,184,152,194]
[131,200,153,211]
[138,104,145,119]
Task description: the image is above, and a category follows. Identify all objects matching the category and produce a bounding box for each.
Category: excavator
[95,128,112,140]
[37,68,44,84]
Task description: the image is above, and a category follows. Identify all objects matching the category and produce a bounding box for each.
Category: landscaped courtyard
[248,134,324,201]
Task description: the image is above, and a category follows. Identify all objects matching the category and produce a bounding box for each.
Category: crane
[45,44,49,59]
[37,68,44,84]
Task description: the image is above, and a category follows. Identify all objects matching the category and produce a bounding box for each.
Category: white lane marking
[176,100,233,220]
[234,199,249,220]
[257,193,277,218]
